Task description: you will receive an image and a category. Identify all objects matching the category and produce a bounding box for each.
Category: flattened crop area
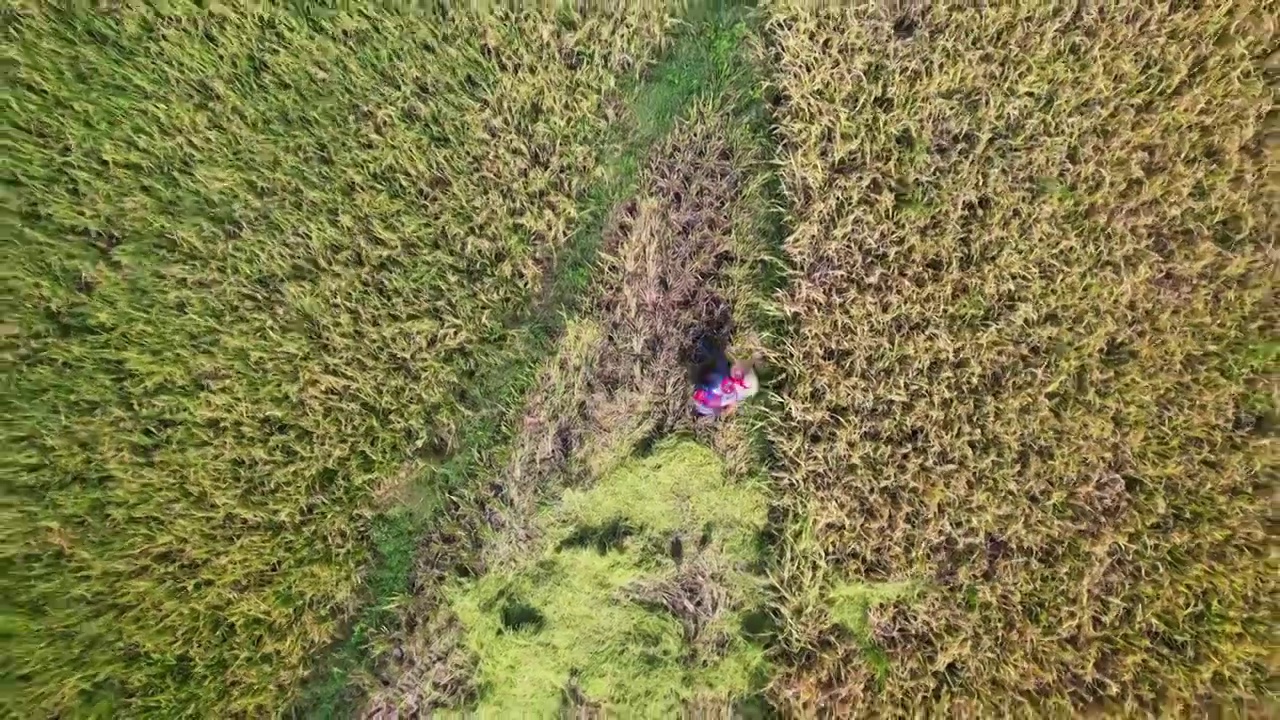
[365,99,777,715]
[763,4,1274,714]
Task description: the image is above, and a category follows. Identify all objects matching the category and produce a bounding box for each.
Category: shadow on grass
[556,518,638,555]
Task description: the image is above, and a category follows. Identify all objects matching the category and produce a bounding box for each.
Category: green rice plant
[761,1,1275,714]
[2,5,668,716]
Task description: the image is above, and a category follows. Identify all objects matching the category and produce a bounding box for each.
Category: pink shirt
[693,368,757,415]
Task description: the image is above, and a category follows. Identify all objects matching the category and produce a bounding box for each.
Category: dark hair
[689,334,730,386]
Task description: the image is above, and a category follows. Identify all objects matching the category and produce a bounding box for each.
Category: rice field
[4,6,667,716]
[762,3,1274,714]
[5,3,1273,717]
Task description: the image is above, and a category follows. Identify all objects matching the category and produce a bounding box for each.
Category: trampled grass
[761,3,1275,714]
[3,6,668,716]
[449,440,768,715]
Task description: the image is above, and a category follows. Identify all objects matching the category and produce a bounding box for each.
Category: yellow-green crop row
[762,3,1274,714]
[3,6,667,716]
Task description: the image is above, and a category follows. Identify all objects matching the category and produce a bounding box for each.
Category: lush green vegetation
[6,3,1273,717]
[762,3,1274,714]
[450,440,768,715]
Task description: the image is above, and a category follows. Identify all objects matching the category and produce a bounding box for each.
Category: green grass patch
[450,441,769,714]
[828,581,921,638]
[828,580,922,684]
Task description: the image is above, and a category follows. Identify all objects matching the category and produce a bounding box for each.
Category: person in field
[690,336,759,417]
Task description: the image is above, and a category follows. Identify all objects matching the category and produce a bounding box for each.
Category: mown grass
[761,3,1275,714]
[3,6,669,716]
[450,440,769,715]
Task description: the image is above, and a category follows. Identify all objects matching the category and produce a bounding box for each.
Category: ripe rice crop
[7,3,1273,715]
[761,3,1275,714]
[3,6,666,716]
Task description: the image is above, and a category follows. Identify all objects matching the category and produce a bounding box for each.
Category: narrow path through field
[359,11,786,716]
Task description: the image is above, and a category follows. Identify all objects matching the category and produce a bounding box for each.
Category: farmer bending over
[691,337,759,417]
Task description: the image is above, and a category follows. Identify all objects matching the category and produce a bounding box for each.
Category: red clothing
[693,368,755,416]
